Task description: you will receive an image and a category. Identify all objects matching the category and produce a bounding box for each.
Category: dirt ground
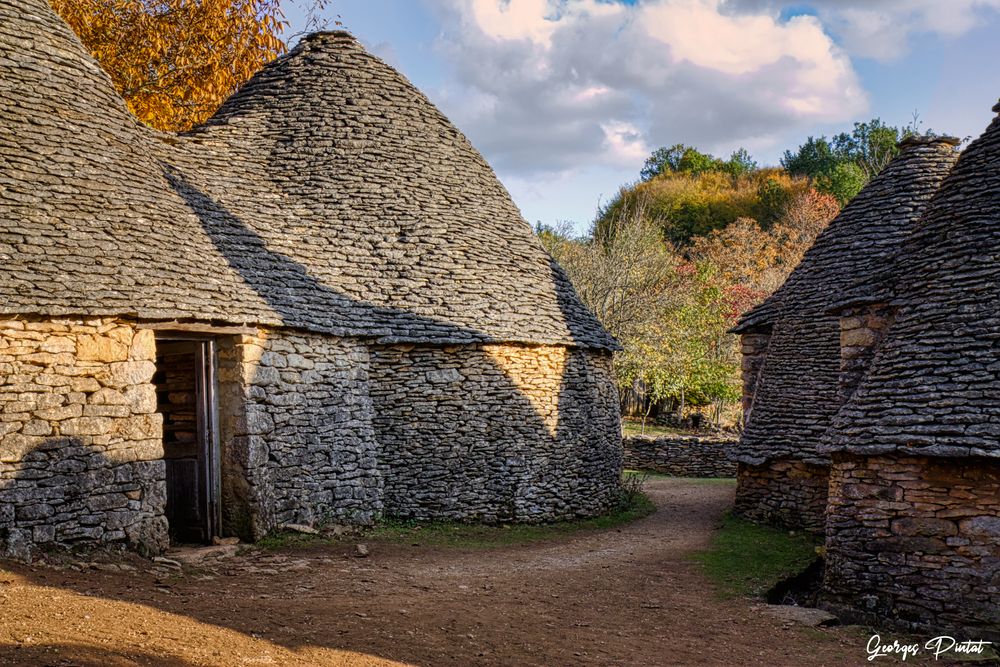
[1,478,882,666]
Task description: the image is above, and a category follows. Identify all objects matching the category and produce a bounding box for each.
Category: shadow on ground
[0,479,879,667]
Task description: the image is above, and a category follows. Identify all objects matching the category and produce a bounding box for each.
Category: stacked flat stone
[0,2,615,351]
[816,106,1000,637]
[733,138,960,466]
[622,435,736,478]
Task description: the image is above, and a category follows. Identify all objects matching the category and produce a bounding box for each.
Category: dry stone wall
[0,317,167,560]
[734,460,829,533]
[217,329,381,538]
[823,454,1000,640]
[739,332,770,425]
[370,344,622,522]
[623,435,736,478]
[838,305,895,404]
[2,321,625,553]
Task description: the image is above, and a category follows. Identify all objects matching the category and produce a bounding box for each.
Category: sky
[282,0,1000,233]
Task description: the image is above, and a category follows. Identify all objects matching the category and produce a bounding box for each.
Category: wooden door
[157,337,221,544]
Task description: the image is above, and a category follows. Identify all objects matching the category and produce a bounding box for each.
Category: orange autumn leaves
[50,0,288,131]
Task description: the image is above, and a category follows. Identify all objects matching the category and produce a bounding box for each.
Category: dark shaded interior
[154,339,218,544]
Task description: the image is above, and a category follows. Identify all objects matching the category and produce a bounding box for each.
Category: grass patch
[693,512,820,599]
[255,531,335,550]
[257,485,656,552]
[622,421,695,438]
[367,492,656,549]
[624,470,735,485]
[623,468,670,480]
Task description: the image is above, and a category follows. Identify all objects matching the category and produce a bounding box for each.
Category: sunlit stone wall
[0,317,166,560]
[823,454,1000,640]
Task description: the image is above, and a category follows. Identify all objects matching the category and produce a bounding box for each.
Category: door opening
[153,336,221,544]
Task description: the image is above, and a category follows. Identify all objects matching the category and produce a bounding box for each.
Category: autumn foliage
[541,160,841,428]
[50,0,288,131]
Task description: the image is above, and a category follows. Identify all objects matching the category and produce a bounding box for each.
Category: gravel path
[0,478,871,666]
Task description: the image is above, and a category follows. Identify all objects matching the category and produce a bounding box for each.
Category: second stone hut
[731,136,961,532]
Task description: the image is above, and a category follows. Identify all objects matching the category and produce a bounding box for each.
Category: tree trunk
[641,398,654,435]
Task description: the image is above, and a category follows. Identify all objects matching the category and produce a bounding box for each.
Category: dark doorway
[153,336,221,544]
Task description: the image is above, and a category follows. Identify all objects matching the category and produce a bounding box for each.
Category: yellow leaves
[49,0,288,131]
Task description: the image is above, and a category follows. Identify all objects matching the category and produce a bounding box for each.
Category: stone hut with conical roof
[731,137,960,533]
[818,106,1000,639]
[0,0,622,559]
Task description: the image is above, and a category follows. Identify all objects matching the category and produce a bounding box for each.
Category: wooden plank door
[159,337,221,544]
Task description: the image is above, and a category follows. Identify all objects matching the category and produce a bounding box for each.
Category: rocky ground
[0,478,903,666]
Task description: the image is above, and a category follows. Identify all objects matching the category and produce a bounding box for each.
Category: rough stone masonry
[0,318,167,560]
[623,435,736,478]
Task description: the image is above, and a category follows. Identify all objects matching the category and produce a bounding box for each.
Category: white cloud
[601,120,650,165]
[723,0,1000,61]
[467,0,627,46]
[428,0,868,175]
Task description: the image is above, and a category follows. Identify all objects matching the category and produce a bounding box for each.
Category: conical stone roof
[734,136,960,334]
[823,105,1000,459]
[734,138,959,465]
[0,2,616,350]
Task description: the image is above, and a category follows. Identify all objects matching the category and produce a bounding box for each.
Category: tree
[52,0,331,132]
[675,147,724,176]
[781,136,838,181]
[544,196,679,343]
[815,161,866,205]
[615,261,742,427]
[722,148,758,177]
[689,217,780,291]
[831,118,907,180]
[639,144,687,181]
[782,117,915,204]
[541,201,751,429]
[640,144,757,181]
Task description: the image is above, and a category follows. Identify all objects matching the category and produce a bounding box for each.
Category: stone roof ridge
[732,137,959,335]
[300,29,358,44]
[897,134,961,149]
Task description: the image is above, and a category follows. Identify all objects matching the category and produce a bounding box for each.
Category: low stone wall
[823,454,1000,640]
[734,459,829,533]
[0,317,167,559]
[623,435,736,478]
[371,344,622,522]
[218,329,381,539]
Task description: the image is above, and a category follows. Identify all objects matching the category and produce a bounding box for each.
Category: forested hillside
[540,118,924,428]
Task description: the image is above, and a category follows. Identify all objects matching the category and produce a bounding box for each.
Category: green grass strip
[693,512,820,599]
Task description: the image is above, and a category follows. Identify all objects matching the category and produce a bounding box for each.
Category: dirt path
[0,479,873,666]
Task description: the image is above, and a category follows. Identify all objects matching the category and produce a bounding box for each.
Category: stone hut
[820,106,1000,639]
[0,0,622,559]
[731,137,960,532]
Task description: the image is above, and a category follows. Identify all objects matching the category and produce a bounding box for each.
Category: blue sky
[282,0,1000,233]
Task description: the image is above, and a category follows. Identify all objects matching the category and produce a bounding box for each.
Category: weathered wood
[140,321,258,336]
